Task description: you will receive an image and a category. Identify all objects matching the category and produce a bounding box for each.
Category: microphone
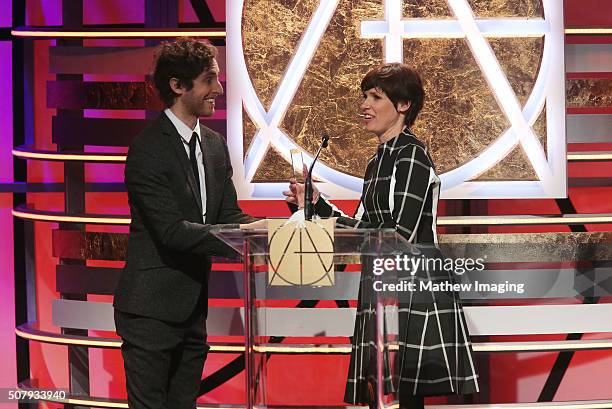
[304,133,329,220]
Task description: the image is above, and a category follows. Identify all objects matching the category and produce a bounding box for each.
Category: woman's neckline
[379,127,415,146]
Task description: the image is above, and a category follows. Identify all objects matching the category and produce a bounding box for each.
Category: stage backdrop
[7,0,612,408]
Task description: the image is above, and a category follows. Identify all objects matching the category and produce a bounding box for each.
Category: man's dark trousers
[115,292,208,409]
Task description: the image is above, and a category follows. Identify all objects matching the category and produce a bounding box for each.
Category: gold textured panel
[403,0,453,18]
[253,146,294,182]
[411,36,543,175]
[53,229,612,264]
[440,232,612,244]
[252,146,323,182]
[489,37,543,108]
[407,38,509,174]
[474,145,537,181]
[47,80,164,110]
[534,103,547,154]
[475,105,546,181]
[242,0,317,111]
[243,106,257,159]
[332,232,612,264]
[466,0,543,18]
[281,0,384,178]
[402,0,543,19]
[567,79,612,108]
[439,231,612,263]
[52,230,127,261]
[243,0,547,181]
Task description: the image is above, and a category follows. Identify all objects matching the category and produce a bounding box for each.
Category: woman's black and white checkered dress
[314,129,479,402]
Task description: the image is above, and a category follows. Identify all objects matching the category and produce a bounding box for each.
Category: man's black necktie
[188,132,201,197]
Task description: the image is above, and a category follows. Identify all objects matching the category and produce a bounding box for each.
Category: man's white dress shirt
[165,108,207,221]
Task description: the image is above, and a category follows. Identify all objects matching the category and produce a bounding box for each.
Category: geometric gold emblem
[267,219,335,286]
[228,0,566,199]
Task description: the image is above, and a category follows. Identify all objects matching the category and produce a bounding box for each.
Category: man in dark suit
[113,38,264,409]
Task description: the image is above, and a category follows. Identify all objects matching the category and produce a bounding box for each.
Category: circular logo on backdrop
[227,0,566,199]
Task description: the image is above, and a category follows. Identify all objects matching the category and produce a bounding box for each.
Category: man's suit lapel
[199,128,216,220]
[159,113,204,215]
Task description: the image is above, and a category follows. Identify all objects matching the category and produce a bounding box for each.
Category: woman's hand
[283,177,305,208]
[282,164,319,208]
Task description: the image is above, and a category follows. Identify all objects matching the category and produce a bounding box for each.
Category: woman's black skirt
[344,246,480,404]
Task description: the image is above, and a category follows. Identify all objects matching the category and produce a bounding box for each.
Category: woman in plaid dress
[285,63,479,408]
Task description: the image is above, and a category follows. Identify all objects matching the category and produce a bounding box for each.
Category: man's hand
[240,219,268,230]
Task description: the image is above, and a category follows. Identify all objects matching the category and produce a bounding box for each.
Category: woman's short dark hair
[153,38,218,107]
[360,63,425,128]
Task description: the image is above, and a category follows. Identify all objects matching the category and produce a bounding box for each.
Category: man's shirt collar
[165,108,201,143]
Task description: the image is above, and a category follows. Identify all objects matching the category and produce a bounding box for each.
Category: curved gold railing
[10,26,612,39]
[16,323,244,352]
[17,379,243,409]
[16,377,612,409]
[12,205,130,225]
[17,323,612,354]
[564,28,612,35]
[13,145,127,163]
[567,152,612,161]
[11,27,226,38]
[12,205,612,226]
[13,145,612,163]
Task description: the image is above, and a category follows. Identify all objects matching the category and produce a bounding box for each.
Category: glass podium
[213,223,416,409]
[213,224,612,408]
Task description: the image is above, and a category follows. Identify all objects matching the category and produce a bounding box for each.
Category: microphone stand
[304,134,329,220]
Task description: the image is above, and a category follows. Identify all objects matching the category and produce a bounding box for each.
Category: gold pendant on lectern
[267,219,335,286]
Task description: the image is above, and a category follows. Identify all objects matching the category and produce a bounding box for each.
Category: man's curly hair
[153,38,218,107]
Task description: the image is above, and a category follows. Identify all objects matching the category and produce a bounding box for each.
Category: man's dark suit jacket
[113,112,255,323]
